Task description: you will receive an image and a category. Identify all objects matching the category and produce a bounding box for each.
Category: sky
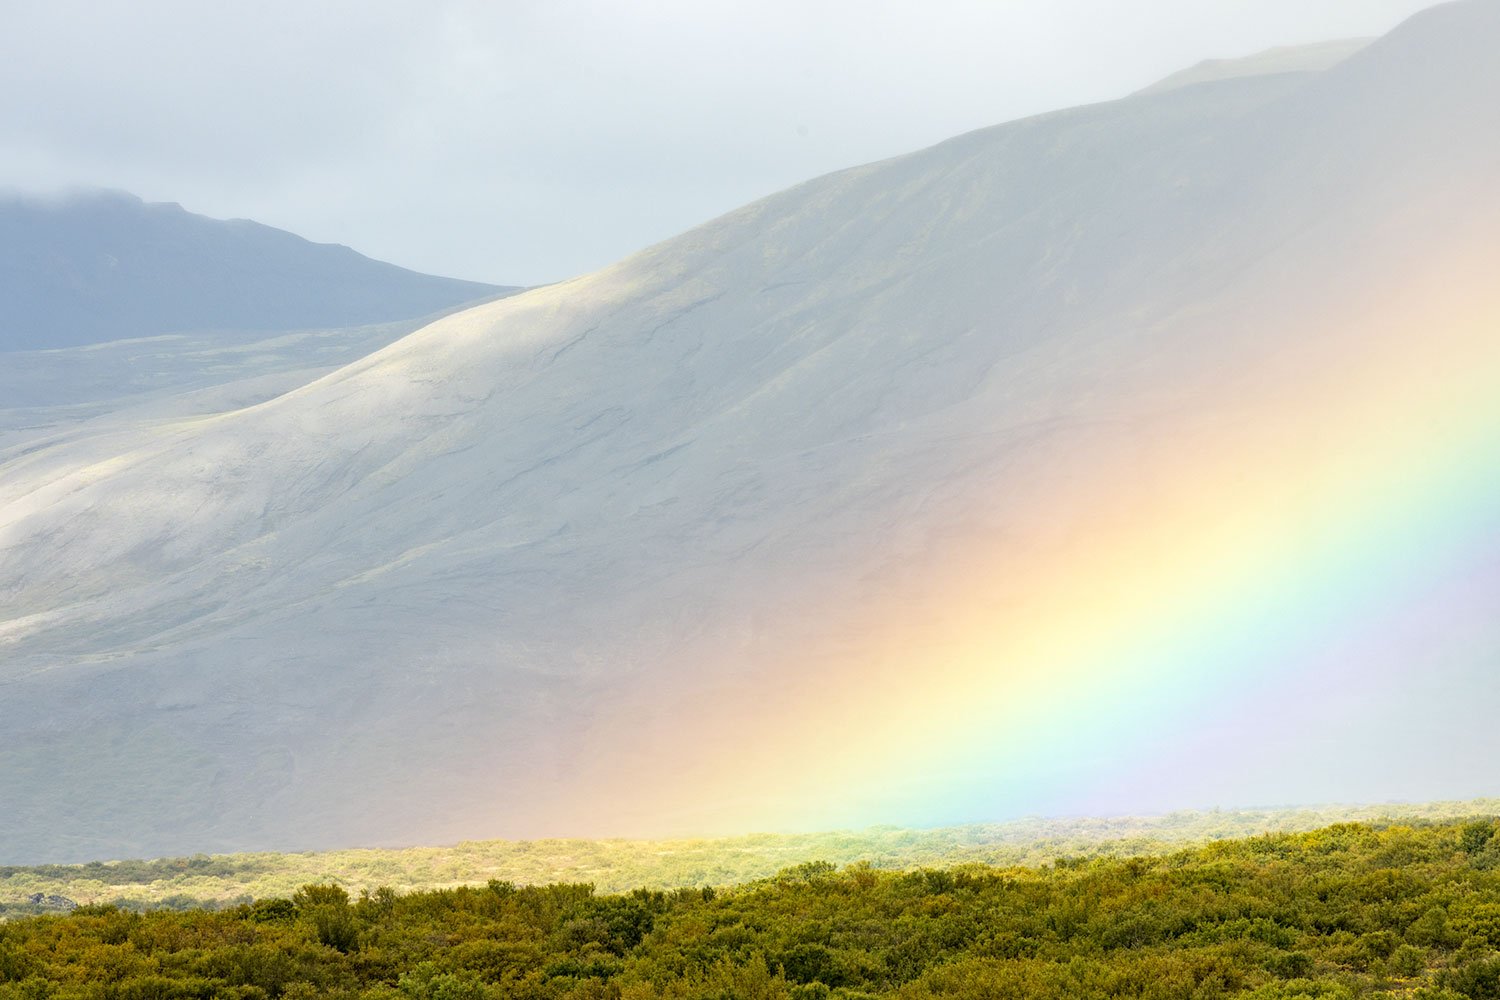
[1,0,1440,286]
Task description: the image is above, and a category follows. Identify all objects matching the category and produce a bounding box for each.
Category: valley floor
[5,801,1498,917]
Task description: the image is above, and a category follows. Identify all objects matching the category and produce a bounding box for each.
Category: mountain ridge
[0,188,512,351]
[1133,38,1372,97]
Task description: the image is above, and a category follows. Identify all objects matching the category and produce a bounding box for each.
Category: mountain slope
[0,308,492,461]
[1,1,1498,863]
[0,190,510,350]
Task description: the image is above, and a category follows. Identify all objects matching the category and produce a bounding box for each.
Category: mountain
[0,189,510,351]
[2,1,1499,864]
[1133,38,1372,96]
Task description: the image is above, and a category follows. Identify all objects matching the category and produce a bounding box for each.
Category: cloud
[0,0,1436,284]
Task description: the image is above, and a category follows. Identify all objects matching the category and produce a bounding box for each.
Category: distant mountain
[0,190,510,350]
[1134,38,1373,96]
[1,1,1498,864]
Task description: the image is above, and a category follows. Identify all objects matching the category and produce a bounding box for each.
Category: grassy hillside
[3,816,1500,998]
[4,801,1497,917]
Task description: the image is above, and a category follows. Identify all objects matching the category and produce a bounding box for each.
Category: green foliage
[2,819,1500,998]
[248,897,297,922]
[294,883,352,909]
[1462,823,1497,855]
[399,962,492,1000]
[1439,956,1500,999]
[1266,951,1315,978]
[294,883,360,953]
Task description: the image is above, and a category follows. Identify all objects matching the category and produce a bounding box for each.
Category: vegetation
[3,816,1500,997]
[0,801,1492,918]
[4,802,1498,919]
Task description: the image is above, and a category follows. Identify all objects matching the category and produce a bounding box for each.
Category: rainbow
[503,228,1500,840]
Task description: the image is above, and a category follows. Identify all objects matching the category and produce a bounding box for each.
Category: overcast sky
[1,0,1439,286]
